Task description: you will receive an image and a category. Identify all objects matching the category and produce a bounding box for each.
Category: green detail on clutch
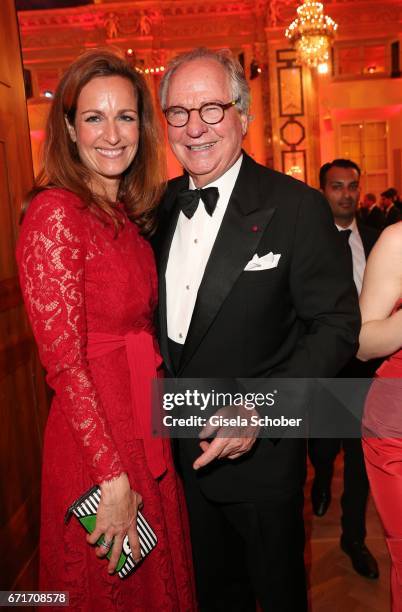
[78,515,127,572]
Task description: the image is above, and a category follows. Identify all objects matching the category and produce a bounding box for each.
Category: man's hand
[193,405,260,470]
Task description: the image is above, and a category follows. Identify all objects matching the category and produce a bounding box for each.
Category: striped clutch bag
[65,485,157,579]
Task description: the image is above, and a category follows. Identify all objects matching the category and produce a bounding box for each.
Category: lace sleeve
[16,190,125,483]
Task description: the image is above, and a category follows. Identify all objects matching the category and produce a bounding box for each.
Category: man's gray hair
[159,47,250,115]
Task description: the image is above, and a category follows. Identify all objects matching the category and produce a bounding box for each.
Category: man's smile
[186,143,217,151]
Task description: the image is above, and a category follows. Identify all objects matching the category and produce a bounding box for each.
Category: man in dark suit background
[392,187,402,213]
[361,192,385,230]
[381,187,402,227]
[154,48,360,611]
[357,192,376,224]
[309,159,380,580]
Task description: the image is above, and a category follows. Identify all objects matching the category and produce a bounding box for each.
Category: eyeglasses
[164,99,240,127]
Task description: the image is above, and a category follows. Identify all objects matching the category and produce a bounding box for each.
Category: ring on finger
[100,538,113,550]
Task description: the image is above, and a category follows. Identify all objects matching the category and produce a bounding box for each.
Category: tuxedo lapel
[157,174,188,372]
[179,154,276,373]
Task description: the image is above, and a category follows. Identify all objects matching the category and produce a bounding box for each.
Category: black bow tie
[176,187,219,219]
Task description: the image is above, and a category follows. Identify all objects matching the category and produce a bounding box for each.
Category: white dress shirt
[336,219,366,295]
[166,155,243,344]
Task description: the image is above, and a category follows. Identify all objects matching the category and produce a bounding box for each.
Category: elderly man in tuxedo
[153,48,360,612]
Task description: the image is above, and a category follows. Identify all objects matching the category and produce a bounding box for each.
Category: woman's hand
[87,472,143,574]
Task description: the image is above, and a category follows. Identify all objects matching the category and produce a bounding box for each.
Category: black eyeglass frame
[164,98,241,127]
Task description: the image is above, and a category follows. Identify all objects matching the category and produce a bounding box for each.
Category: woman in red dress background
[358,221,402,611]
[16,49,196,611]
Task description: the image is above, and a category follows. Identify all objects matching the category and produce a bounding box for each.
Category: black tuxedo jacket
[153,153,360,502]
[356,219,379,257]
[385,204,402,227]
[365,205,385,230]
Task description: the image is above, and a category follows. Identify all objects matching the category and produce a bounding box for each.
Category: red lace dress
[16,189,196,612]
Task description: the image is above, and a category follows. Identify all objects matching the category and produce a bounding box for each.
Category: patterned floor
[306,454,390,611]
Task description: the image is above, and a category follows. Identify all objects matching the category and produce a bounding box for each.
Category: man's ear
[64,115,77,143]
[240,112,249,137]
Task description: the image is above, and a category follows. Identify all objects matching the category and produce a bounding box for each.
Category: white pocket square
[244,252,281,271]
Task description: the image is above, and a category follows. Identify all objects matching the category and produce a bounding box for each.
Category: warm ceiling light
[285,0,338,68]
[317,62,329,74]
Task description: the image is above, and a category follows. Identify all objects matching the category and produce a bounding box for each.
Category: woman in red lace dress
[16,50,196,611]
[358,222,402,612]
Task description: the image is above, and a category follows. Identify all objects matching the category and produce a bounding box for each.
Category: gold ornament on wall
[104,12,120,39]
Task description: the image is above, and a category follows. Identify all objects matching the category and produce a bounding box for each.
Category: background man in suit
[361,193,385,230]
[381,187,402,227]
[357,192,376,224]
[309,159,380,580]
[391,187,402,212]
[154,48,360,611]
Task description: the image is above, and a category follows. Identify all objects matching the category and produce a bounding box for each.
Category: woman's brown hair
[26,48,165,235]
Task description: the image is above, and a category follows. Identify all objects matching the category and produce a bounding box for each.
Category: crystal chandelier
[285,0,338,68]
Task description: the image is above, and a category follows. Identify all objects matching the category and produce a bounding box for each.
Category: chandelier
[285,0,338,68]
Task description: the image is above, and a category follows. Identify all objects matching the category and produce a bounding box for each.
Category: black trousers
[181,465,307,612]
[308,438,369,543]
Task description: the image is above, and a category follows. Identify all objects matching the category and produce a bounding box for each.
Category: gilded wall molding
[19,1,270,54]
[18,1,267,32]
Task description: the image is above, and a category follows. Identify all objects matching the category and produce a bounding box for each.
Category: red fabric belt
[87,329,166,480]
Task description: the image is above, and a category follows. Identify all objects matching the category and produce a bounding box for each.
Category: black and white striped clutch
[65,485,157,578]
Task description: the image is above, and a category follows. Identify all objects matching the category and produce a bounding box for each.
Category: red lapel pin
[251,225,259,232]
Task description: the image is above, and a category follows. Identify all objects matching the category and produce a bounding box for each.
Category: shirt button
[194,238,198,244]
[179,333,183,339]
[186,285,190,290]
